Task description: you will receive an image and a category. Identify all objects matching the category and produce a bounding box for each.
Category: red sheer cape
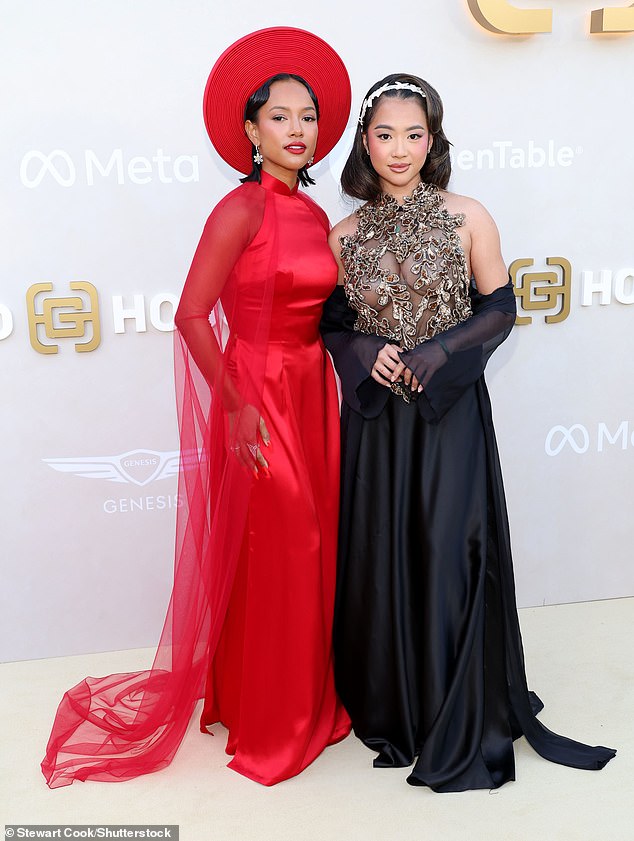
[42,183,286,787]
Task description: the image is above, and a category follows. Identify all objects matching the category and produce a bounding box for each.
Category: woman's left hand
[399,339,449,391]
[401,367,421,393]
[228,404,271,477]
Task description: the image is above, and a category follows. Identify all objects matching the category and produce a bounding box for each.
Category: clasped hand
[371,340,448,391]
[228,404,270,477]
[371,344,420,392]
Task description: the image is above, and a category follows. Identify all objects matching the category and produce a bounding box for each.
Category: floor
[1,598,631,841]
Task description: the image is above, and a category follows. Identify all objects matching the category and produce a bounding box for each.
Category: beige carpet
[1,598,631,841]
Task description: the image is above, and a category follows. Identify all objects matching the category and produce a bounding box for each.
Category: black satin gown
[323,183,616,791]
[337,379,523,789]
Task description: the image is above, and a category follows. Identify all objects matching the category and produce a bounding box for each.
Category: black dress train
[321,183,615,792]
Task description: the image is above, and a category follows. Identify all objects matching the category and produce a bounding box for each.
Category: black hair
[240,73,319,187]
[341,73,452,201]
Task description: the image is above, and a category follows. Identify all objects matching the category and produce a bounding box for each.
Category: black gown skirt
[334,378,615,792]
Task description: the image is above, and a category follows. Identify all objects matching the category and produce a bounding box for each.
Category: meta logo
[467,0,634,34]
[545,422,634,456]
[20,148,200,189]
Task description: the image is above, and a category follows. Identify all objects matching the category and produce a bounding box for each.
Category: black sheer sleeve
[321,280,516,422]
[320,286,388,418]
[402,280,516,423]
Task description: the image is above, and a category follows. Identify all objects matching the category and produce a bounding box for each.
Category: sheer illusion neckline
[379,180,441,210]
[340,176,472,352]
[260,170,299,197]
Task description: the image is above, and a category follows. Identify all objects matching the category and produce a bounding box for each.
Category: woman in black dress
[321,73,615,791]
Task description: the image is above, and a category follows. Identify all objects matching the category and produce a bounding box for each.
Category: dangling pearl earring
[253,146,263,165]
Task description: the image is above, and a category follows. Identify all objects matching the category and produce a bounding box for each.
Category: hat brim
[204,27,351,174]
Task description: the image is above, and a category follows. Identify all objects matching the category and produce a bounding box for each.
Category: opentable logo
[20,148,200,188]
[454,140,582,171]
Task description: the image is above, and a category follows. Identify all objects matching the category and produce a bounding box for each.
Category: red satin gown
[178,170,350,784]
[41,171,349,789]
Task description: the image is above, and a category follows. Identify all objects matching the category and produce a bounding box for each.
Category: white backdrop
[1,0,633,662]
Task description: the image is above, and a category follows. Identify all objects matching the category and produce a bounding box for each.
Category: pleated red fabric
[42,171,349,788]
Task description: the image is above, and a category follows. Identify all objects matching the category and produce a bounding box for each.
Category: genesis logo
[43,449,181,486]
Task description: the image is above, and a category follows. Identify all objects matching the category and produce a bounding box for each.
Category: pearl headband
[358,81,426,126]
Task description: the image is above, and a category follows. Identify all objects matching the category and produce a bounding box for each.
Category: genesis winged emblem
[43,448,202,487]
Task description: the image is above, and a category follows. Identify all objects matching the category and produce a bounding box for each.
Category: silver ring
[230,445,240,453]
[247,442,258,457]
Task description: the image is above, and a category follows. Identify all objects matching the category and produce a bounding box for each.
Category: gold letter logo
[26,281,101,353]
[510,257,572,325]
[468,0,634,33]
[591,3,634,32]
[467,0,552,33]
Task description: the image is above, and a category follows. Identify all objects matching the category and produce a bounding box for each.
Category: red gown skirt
[201,332,350,783]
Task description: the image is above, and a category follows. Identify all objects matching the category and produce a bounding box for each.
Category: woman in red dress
[42,27,351,788]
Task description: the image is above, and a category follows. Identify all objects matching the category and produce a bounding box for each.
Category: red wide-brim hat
[204,27,351,174]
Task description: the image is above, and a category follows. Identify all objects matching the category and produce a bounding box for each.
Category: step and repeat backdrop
[2,1,633,661]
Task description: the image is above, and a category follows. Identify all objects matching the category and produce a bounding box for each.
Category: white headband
[358,81,426,126]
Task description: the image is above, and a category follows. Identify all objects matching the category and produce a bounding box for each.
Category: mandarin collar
[260,170,299,196]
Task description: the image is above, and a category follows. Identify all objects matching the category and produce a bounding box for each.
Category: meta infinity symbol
[20,150,76,188]
[545,424,591,456]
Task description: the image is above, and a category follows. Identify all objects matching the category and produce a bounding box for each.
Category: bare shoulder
[330,210,359,239]
[440,189,499,231]
[328,210,360,285]
[441,190,507,292]
[328,210,360,252]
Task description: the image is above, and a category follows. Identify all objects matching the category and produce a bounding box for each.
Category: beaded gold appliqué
[340,182,472,358]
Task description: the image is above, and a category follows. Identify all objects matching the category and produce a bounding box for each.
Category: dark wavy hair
[240,73,319,187]
[341,73,452,201]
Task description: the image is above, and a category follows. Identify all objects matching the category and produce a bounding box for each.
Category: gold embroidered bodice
[340,182,472,350]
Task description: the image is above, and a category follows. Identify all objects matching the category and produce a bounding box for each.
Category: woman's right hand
[371,343,406,387]
[228,404,270,476]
